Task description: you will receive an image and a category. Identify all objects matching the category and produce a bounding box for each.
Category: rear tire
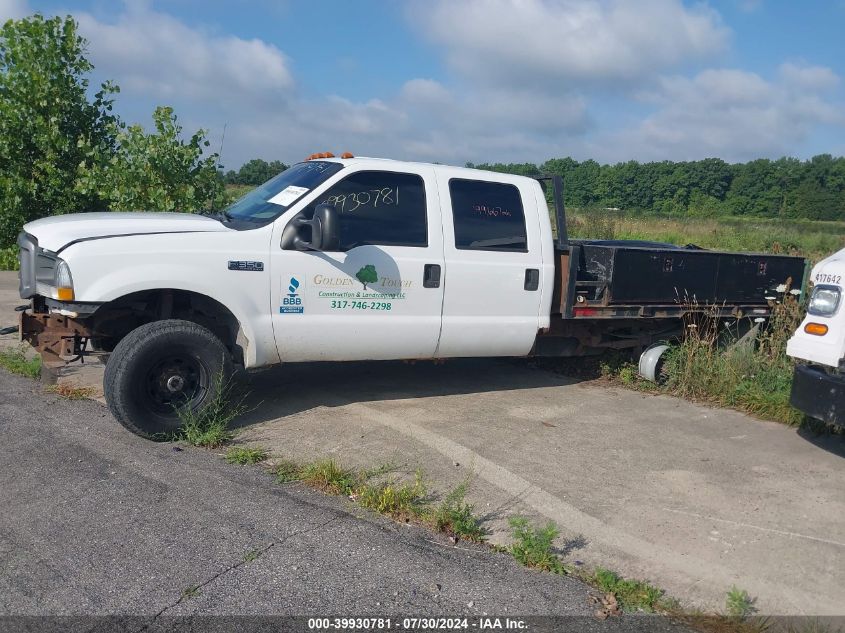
[104,319,232,439]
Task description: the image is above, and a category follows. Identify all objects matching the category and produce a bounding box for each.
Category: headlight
[54,259,74,301]
[808,284,840,317]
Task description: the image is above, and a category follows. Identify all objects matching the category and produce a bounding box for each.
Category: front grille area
[35,252,57,285]
[16,232,56,299]
[17,232,36,299]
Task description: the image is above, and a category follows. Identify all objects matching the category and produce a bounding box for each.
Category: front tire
[104,319,232,439]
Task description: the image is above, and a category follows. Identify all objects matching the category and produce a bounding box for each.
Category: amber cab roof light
[305,152,334,161]
[304,151,354,161]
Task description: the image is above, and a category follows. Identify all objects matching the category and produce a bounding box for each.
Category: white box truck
[787,247,845,427]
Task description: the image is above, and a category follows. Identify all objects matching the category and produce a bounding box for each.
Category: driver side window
[314,170,427,249]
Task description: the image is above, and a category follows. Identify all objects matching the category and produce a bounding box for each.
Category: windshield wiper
[199,209,233,223]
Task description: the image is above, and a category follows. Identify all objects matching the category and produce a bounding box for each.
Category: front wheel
[104,319,232,439]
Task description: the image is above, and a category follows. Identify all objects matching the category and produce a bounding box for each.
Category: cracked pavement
[0,370,686,630]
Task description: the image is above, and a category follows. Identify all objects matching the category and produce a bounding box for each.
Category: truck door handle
[524,268,539,291]
[423,264,441,288]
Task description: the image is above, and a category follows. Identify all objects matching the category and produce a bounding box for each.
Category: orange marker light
[805,322,829,336]
[341,152,354,159]
[56,287,74,301]
[305,152,336,160]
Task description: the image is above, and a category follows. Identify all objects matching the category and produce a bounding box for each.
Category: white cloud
[643,69,773,107]
[0,0,29,21]
[4,1,841,167]
[738,0,763,13]
[67,2,595,166]
[412,0,730,85]
[603,66,845,162]
[779,62,840,91]
[75,4,292,107]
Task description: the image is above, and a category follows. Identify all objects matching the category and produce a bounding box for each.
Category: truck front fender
[82,271,278,369]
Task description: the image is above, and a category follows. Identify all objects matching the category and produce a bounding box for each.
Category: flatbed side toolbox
[575,242,806,305]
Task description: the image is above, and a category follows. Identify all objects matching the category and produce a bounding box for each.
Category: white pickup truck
[14,155,806,438]
[787,247,845,427]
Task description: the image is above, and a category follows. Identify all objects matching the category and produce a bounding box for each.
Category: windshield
[224,161,344,223]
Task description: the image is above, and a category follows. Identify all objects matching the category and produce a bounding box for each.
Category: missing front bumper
[19,310,91,366]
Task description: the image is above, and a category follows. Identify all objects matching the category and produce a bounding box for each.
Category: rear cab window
[448,179,528,252]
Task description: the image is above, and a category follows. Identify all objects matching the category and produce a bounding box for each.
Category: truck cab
[787,247,845,427]
[260,157,554,362]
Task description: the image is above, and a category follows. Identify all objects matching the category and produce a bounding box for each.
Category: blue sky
[4,0,844,169]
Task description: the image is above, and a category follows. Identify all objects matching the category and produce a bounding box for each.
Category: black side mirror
[286,203,341,252]
[312,203,340,251]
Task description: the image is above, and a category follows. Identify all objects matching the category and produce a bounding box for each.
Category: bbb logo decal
[280,276,304,314]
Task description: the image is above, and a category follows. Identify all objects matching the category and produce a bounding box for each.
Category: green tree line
[223,158,288,186]
[468,156,845,220]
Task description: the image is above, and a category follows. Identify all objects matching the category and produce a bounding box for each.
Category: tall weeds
[175,370,247,447]
[566,210,843,260]
[664,294,804,424]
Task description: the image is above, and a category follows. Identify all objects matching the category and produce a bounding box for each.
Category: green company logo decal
[355,265,378,289]
[313,264,408,310]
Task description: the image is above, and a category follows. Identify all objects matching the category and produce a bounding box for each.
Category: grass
[265,456,485,542]
[503,515,673,616]
[272,459,303,483]
[0,246,18,271]
[662,297,804,425]
[726,586,757,619]
[243,548,262,563]
[356,470,427,520]
[432,479,486,542]
[225,445,269,465]
[593,295,845,432]
[0,346,41,378]
[45,382,96,400]
[507,516,565,574]
[568,209,845,261]
[181,585,201,599]
[174,370,246,448]
[592,567,666,613]
[298,459,358,495]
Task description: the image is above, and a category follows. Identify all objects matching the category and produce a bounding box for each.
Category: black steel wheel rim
[143,353,208,414]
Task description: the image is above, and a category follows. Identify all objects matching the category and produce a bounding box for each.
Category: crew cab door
[435,173,544,357]
[270,166,445,361]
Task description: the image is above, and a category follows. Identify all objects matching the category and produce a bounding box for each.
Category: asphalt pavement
[0,369,692,632]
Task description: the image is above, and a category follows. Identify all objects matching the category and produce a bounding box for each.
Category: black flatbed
[538,175,807,321]
[563,239,805,314]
